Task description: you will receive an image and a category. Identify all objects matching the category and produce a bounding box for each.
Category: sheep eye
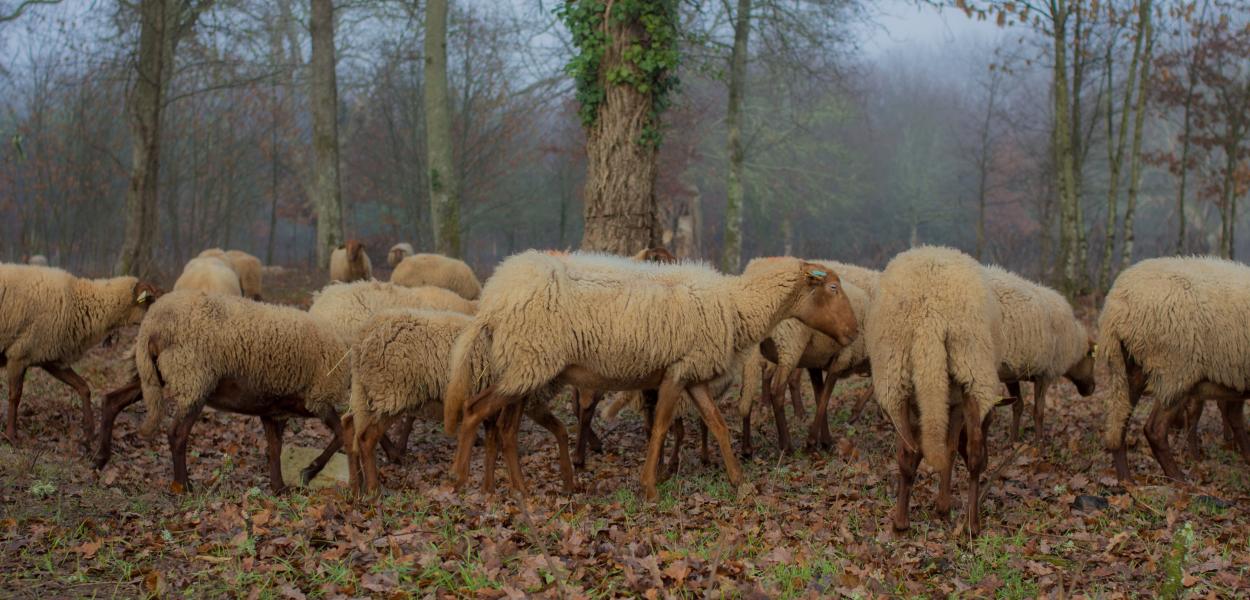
[828,284,839,293]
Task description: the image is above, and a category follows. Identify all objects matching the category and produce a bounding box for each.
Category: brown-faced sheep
[341,309,572,496]
[1099,256,1250,483]
[738,265,875,455]
[443,252,858,500]
[127,291,351,493]
[390,253,481,300]
[329,240,373,283]
[198,248,264,300]
[174,257,242,297]
[0,264,158,445]
[985,265,1095,443]
[387,243,415,268]
[866,246,1002,536]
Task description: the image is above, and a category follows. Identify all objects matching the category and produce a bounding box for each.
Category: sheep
[198,248,264,300]
[0,264,158,445]
[341,309,572,496]
[1098,256,1250,483]
[984,265,1095,444]
[329,240,373,283]
[173,257,242,297]
[738,263,876,455]
[865,246,1002,536]
[390,253,481,300]
[123,291,352,493]
[443,251,858,500]
[25,254,48,266]
[387,243,415,268]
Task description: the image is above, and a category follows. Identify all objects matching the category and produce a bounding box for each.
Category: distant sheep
[387,243,415,268]
[866,246,1002,536]
[985,265,1094,443]
[329,240,373,283]
[443,252,858,500]
[130,291,351,493]
[25,254,48,266]
[342,309,571,496]
[198,248,264,300]
[390,253,481,300]
[309,280,476,342]
[174,257,242,297]
[0,264,158,445]
[1098,256,1250,483]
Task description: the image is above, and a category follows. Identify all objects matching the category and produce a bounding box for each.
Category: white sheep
[133,291,351,493]
[865,246,1002,536]
[0,264,158,445]
[329,240,373,283]
[342,309,572,496]
[25,254,49,266]
[198,248,264,300]
[390,253,481,300]
[387,243,415,268]
[1099,256,1250,483]
[443,252,858,500]
[984,265,1094,443]
[173,257,243,297]
[309,280,476,342]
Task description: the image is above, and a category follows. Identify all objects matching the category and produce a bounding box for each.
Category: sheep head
[1067,336,1097,396]
[346,240,365,262]
[633,246,678,264]
[123,281,163,324]
[791,263,858,348]
[387,246,408,267]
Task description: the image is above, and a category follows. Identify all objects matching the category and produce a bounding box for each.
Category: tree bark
[1120,0,1152,270]
[310,0,343,268]
[721,0,751,272]
[579,6,664,255]
[114,0,169,278]
[424,0,461,257]
[1052,1,1080,297]
[1098,3,1145,293]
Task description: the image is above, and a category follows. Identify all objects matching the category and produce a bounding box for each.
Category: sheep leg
[300,412,345,486]
[482,416,500,494]
[641,380,682,501]
[935,401,965,521]
[499,403,528,496]
[789,370,806,420]
[1006,381,1023,445]
[580,389,604,451]
[360,415,397,497]
[962,395,991,538]
[573,388,601,469]
[1143,398,1188,482]
[450,387,515,490]
[805,370,836,451]
[660,416,684,483]
[260,417,289,495]
[765,376,794,454]
[699,421,710,466]
[847,385,874,425]
[891,406,922,533]
[526,401,576,494]
[381,416,415,464]
[689,382,745,490]
[5,363,27,444]
[342,414,363,496]
[168,403,205,494]
[1032,379,1050,441]
[1217,399,1250,465]
[1184,397,1206,461]
[93,378,143,470]
[740,408,754,459]
[41,364,94,447]
[1112,368,1148,482]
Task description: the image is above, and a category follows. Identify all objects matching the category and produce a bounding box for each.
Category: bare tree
[309,0,343,268]
[424,0,460,257]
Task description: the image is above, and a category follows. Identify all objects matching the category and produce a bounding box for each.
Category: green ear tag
[810,270,827,278]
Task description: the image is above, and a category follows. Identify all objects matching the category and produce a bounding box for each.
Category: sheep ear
[805,268,827,284]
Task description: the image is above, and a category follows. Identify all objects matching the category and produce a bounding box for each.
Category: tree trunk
[1070,1,1088,293]
[1120,0,1152,271]
[1099,3,1145,292]
[579,7,664,255]
[721,0,751,272]
[114,0,169,278]
[310,0,343,269]
[1220,141,1238,259]
[1052,1,1080,297]
[424,0,461,257]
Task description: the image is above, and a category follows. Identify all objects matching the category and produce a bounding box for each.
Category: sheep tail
[736,345,764,419]
[1098,326,1131,451]
[135,331,166,439]
[346,378,368,456]
[444,319,491,435]
[912,328,951,474]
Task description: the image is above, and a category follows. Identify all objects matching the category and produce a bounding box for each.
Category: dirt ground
[2,271,1248,598]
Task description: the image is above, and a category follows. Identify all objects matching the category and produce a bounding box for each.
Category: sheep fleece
[309,280,475,342]
[174,257,242,297]
[985,264,1088,382]
[390,253,482,300]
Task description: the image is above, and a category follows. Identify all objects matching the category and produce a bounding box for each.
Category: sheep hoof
[169,481,188,495]
[299,467,317,486]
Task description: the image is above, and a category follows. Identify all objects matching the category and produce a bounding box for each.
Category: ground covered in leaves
[2,274,1249,598]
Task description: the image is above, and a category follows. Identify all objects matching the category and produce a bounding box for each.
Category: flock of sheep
[2,240,1247,538]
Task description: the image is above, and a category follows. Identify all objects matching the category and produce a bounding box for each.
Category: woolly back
[391,253,482,300]
[174,257,243,296]
[310,280,475,342]
[866,246,1002,472]
[1098,257,1250,448]
[984,265,1087,380]
[352,309,473,420]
